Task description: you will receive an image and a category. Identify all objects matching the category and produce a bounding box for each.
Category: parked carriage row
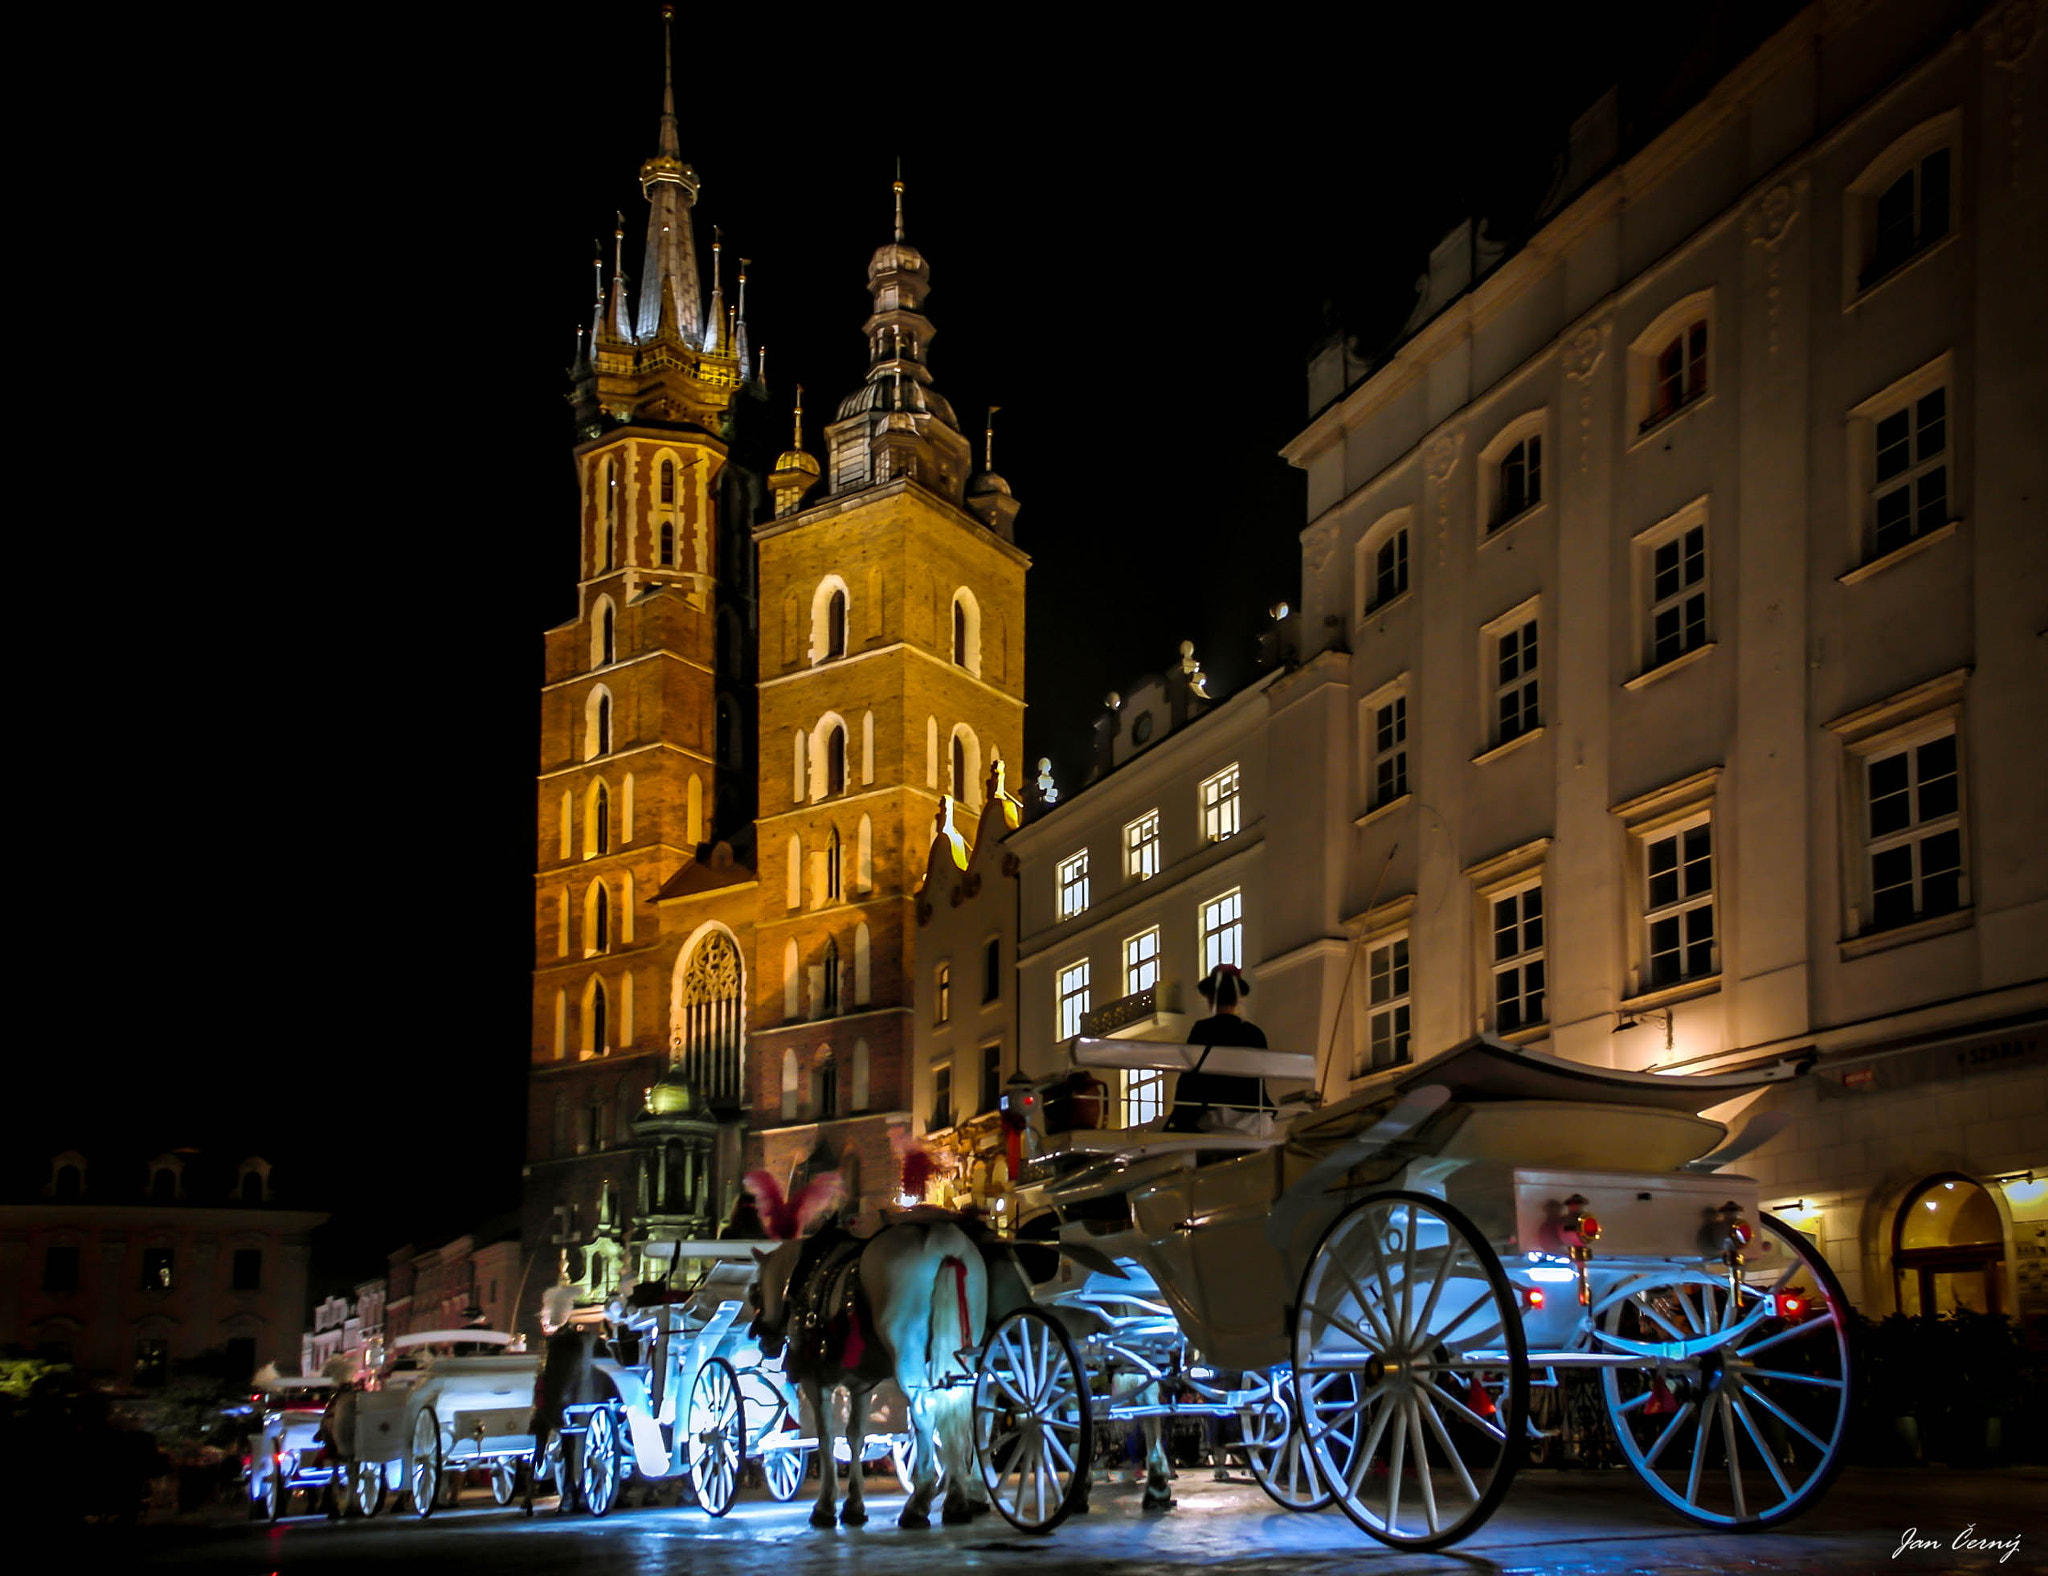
[250,1032,1850,1550]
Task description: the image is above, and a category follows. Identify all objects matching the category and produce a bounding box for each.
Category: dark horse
[522,1323,602,1516]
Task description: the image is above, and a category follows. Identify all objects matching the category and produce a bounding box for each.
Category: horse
[746,1175,994,1530]
[523,1320,602,1516]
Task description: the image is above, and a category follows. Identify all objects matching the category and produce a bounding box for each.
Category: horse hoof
[1142,1495,1177,1513]
[840,1506,868,1527]
[809,1505,838,1529]
[940,1502,971,1526]
[898,1509,930,1529]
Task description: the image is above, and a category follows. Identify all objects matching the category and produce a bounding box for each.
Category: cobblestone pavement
[127,1465,2044,1576]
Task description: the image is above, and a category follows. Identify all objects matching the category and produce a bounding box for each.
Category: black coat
[1163,1013,1271,1132]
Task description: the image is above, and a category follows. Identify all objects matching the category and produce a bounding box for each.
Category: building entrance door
[1894,1173,2006,1316]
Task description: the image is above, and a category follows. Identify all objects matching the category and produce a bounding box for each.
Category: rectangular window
[982,1043,1003,1115]
[1496,435,1541,526]
[982,937,1002,1004]
[142,1247,174,1291]
[1490,881,1546,1032]
[1122,1070,1166,1128]
[42,1245,79,1293]
[1645,321,1708,429]
[1057,850,1090,919]
[1644,817,1715,987]
[1360,935,1412,1074]
[935,962,952,1024]
[1124,810,1162,881]
[1371,693,1408,809]
[1201,888,1243,974]
[1865,728,1963,932]
[1491,617,1540,746]
[1369,527,1409,612]
[1057,960,1091,1040]
[1872,386,1948,559]
[1648,522,1709,668]
[231,1248,264,1292]
[932,1063,952,1131]
[1864,147,1951,288]
[1124,926,1162,997]
[1201,764,1242,842]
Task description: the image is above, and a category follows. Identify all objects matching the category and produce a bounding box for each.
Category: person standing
[1163,965,1273,1134]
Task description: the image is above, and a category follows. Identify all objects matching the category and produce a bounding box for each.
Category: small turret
[966,405,1020,540]
[770,385,821,517]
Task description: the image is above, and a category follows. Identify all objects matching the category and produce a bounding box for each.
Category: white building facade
[1274,0,2046,1324]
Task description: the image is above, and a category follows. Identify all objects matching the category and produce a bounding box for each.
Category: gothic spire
[603,216,633,342]
[704,230,726,355]
[635,2,703,347]
[734,259,753,380]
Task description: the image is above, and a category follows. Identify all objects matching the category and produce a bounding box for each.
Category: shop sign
[1815,1024,2044,1099]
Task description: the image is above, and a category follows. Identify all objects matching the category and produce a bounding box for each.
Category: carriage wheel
[348,1459,387,1517]
[1597,1212,1852,1530]
[685,1358,746,1518]
[1241,1368,1333,1511]
[581,1407,625,1518]
[406,1410,443,1518]
[259,1456,284,1521]
[973,1306,1092,1535]
[762,1446,808,1502]
[1293,1190,1528,1551]
[490,1456,520,1507]
[890,1432,945,1495]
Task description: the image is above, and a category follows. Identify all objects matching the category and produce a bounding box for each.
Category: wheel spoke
[1730,1395,1792,1505]
[1720,1394,1747,1520]
[1407,1397,1440,1533]
[1737,1310,1838,1360]
[1304,1296,1380,1353]
[1415,1385,1481,1501]
[1735,1378,1829,1452]
[1642,1398,1695,1468]
[1745,1367,1844,1390]
[1346,1395,1394,1498]
[1635,1293,1691,1343]
[1331,1249,1396,1346]
[1384,1392,1406,1530]
[1398,1207,1418,1342]
[1423,1378,1506,1442]
[1432,1285,1499,1348]
[1684,1393,1713,1504]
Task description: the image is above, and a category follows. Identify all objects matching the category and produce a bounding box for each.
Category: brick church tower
[747,177,1028,1218]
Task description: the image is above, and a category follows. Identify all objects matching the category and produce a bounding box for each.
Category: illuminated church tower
[523,5,763,1309]
[747,176,1028,1216]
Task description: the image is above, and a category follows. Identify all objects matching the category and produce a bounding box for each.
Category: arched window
[954,599,968,665]
[826,725,847,796]
[817,1052,839,1121]
[586,687,613,760]
[1895,1174,2007,1316]
[589,782,610,856]
[672,927,745,1108]
[588,882,610,953]
[781,1047,799,1120]
[826,589,848,659]
[597,692,611,755]
[821,937,841,1016]
[660,458,675,504]
[809,576,852,664]
[783,936,801,1017]
[827,827,842,900]
[600,603,616,666]
[786,834,802,910]
[854,921,871,1004]
[659,521,675,567]
[851,1039,870,1111]
[857,815,873,893]
[590,979,609,1056]
[951,735,967,800]
[951,588,982,674]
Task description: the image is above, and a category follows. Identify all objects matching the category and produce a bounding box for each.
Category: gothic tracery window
[674,931,743,1106]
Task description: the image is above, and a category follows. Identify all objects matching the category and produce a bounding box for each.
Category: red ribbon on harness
[949,1257,972,1348]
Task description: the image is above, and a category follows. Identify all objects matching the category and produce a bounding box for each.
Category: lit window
[1646,521,1709,669]
[1124,927,1161,996]
[935,962,952,1024]
[1359,935,1411,1074]
[1644,817,1715,987]
[1490,881,1545,1032]
[1369,691,1408,809]
[1056,960,1090,1040]
[142,1247,174,1290]
[1124,810,1161,881]
[1490,616,1540,746]
[1200,763,1242,842]
[1864,728,1963,933]
[1122,1070,1165,1128]
[1872,386,1949,560]
[1643,321,1708,431]
[1201,888,1243,974]
[1494,435,1541,529]
[1057,851,1090,919]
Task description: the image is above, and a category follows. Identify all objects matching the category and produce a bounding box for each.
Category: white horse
[749,1207,992,1529]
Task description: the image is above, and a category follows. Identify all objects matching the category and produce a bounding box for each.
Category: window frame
[1627,290,1715,442]
[1200,763,1242,843]
[1613,769,1723,1006]
[1356,508,1414,621]
[935,961,952,1025]
[1845,111,1960,302]
[1056,850,1090,920]
[1124,809,1162,882]
[1124,925,1162,997]
[1361,675,1411,815]
[1358,930,1412,1077]
[1200,887,1244,975]
[1467,839,1550,1041]
[1825,670,1972,953]
[1846,353,1957,575]
[1056,959,1091,1041]
[1629,497,1714,682]
[1478,411,1548,538]
[1479,598,1542,756]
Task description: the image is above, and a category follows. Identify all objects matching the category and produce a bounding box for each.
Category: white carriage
[340,1329,540,1517]
[566,1241,922,1517]
[236,1375,337,1519]
[973,1033,1851,1549]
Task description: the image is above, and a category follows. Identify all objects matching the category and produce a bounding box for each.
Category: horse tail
[927,1249,985,1379]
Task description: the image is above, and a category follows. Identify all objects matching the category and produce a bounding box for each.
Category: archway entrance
[1894,1173,2006,1316]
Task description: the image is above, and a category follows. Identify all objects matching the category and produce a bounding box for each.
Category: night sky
[29,2,1795,1287]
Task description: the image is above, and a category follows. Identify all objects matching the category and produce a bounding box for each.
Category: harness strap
[947,1257,972,1349]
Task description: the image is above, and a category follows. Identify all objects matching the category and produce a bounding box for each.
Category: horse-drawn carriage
[966,1032,1850,1549]
[238,1374,338,1519]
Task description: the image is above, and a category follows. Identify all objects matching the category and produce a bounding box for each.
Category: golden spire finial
[793,384,805,447]
[892,157,905,242]
[985,406,1001,473]
[612,212,625,275]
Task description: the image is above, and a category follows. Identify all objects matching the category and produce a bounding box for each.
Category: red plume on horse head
[744,1169,846,1240]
